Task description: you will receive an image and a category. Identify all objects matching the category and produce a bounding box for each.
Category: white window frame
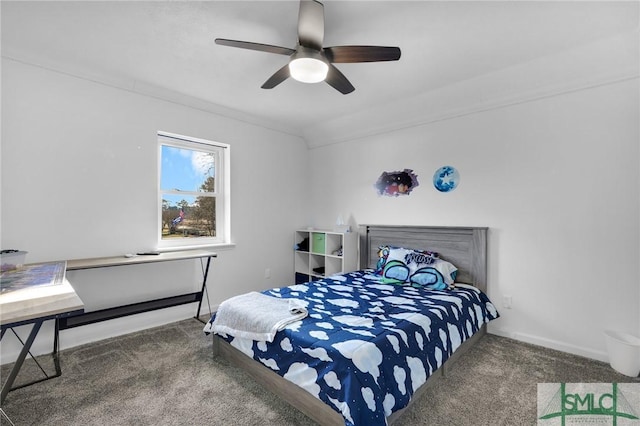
[157,131,231,249]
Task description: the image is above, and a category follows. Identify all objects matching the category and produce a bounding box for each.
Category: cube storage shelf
[294,230,357,284]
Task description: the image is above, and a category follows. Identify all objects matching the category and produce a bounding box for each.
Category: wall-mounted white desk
[60,249,217,329]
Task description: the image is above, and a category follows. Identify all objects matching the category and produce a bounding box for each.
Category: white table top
[66,249,217,270]
[0,278,84,326]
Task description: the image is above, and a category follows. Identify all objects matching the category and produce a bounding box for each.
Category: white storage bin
[604,330,640,377]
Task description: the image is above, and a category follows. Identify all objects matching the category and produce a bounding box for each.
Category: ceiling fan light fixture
[289,56,328,83]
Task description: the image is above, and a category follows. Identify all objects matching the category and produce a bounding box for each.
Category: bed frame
[211,225,488,425]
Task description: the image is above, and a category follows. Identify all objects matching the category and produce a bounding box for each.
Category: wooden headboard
[358,225,488,292]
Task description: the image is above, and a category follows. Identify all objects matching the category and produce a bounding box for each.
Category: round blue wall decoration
[433,166,460,192]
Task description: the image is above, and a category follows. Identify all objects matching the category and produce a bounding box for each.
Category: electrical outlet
[264,268,271,279]
[503,295,512,309]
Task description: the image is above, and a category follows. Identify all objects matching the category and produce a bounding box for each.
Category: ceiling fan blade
[261,64,291,89]
[215,38,295,56]
[325,64,355,95]
[324,46,401,63]
[297,0,324,50]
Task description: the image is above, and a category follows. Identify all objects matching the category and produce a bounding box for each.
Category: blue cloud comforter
[205,270,499,426]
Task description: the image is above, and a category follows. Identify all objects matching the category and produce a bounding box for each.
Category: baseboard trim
[488,326,609,363]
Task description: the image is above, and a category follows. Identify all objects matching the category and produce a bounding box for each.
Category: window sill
[156,243,236,252]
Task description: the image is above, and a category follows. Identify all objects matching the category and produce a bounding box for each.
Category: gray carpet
[1,319,637,425]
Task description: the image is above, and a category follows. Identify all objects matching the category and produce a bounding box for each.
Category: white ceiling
[2,1,638,140]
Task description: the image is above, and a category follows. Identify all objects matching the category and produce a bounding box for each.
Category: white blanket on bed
[208,292,308,342]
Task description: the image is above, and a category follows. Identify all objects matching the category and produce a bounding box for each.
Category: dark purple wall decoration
[375,169,419,197]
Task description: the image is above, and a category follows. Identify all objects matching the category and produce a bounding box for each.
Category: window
[158,131,230,248]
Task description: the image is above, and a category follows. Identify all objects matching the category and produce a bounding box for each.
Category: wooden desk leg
[195,256,212,322]
[0,321,42,404]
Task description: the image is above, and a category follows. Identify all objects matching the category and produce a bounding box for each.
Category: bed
[205,225,498,425]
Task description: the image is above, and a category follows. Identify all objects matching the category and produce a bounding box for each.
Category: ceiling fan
[215,0,401,94]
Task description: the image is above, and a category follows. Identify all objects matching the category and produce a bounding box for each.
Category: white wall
[308,77,639,362]
[2,36,638,367]
[1,59,309,362]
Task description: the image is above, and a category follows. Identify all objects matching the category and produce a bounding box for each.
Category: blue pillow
[379,259,410,284]
[409,267,449,290]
